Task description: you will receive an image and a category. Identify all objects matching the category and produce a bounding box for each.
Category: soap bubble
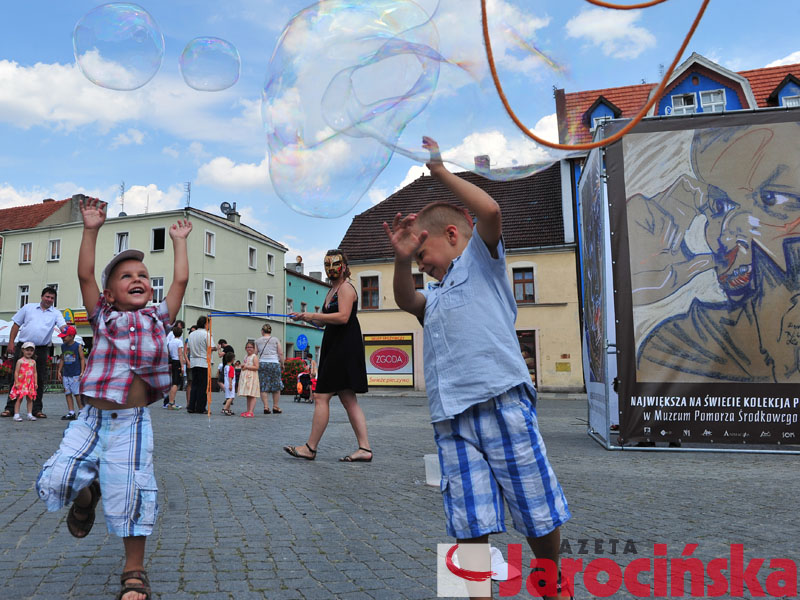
[262,0,572,218]
[73,2,164,91]
[180,37,241,92]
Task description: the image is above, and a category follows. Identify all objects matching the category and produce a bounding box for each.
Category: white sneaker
[26,414,37,421]
[13,414,22,422]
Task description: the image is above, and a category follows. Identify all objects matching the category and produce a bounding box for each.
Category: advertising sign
[606,111,800,445]
[364,334,414,387]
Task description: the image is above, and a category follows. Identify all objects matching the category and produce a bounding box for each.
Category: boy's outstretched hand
[383,212,428,262]
[169,219,193,239]
[79,197,107,230]
[422,136,445,176]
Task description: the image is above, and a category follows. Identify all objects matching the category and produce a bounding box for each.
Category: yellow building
[339,161,585,393]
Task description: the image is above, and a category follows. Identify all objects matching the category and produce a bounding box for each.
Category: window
[300,302,307,312]
[18,285,29,308]
[591,115,612,131]
[204,231,216,257]
[286,298,294,313]
[19,242,32,264]
[115,232,129,254]
[46,283,59,307]
[517,330,537,385]
[286,343,294,357]
[247,289,256,312]
[700,89,725,113]
[413,273,424,290]
[671,93,696,115]
[151,277,164,304]
[203,279,215,308]
[48,239,61,262]
[267,253,275,274]
[361,276,379,309]
[151,227,166,252]
[513,268,535,303]
[266,294,274,314]
[784,95,800,108]
[248,246,257,270]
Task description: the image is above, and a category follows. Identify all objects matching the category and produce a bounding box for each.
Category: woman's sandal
[283,443,316,460]
[263,408,271,414]
[66,479,101,538]
[339,447,373,462]
[116,569,152,600]
[272,407,282,414]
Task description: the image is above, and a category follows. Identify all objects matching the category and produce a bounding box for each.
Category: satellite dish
[220,201,232,215]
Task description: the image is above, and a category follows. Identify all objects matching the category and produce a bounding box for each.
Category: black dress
[315,283,368,394]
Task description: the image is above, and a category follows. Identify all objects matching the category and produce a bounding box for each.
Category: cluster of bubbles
[73,3,240,92]
[262,0,573,218]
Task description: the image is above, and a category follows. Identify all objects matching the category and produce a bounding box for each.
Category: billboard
[606,110,800,445]
[364,334,414,387]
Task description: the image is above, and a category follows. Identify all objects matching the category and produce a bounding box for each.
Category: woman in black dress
[284,249,372,462]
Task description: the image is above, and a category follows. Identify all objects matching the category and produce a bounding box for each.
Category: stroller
[294,372,315,403]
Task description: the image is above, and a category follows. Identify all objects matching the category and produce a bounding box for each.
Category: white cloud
[0,182,124,210]
[196,155,269,191]
[766,51,800,67]
[111,128,145,148]
[120,184,185,215]
[0,59,262,146]
[566,8,655,59]
[162,145,180,158]
[0,183,44,208]
[368,187,389,206]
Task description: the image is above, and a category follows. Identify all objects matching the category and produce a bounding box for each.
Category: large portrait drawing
[623,120,800,383]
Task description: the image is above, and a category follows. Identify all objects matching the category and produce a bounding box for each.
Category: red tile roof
[738,63,800,107]
[0,199,69,233]
[339,163,566,262]
[561,61,800,143]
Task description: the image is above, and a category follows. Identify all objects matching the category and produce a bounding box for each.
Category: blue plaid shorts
[36,405,158,537]
[62,375,81,396]
[433,383,570,539]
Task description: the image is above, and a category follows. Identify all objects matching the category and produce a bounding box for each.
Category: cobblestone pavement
[1,392,798,599]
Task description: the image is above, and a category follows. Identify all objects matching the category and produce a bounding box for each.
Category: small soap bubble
[73,2,164,91]
[180,37,241,92]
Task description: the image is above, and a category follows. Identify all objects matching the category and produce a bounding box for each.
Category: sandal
[283,443,316,460]
[0,410,12,418]
[116,569,151,600]
[67,480,101,538]
[272,407,282,414]
[263,408,271,414]
[34,412,47,419]
[340,447,373,462]
[240,412,254,418]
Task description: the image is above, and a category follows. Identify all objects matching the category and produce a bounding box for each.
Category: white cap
[101,249,145,288]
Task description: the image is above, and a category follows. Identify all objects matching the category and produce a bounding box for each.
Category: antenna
[184,181,191,208]
[145,193,150,214]
[119,181,126,215]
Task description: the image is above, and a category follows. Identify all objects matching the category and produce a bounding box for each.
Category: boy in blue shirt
[384,137,571,599]
[57,325,85,420]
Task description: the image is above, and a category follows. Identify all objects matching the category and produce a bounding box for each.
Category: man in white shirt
[2,287,67,418]
[186,316,215,413]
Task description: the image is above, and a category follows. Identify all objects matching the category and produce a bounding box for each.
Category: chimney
[474,155,490,172]
[226,211,241,226]
[70,194,87,222]
[309,271,323,281]
[554,88,567,144]
[42,198,55,203]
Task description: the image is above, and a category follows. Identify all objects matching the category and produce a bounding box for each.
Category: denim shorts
[62,375,81,396]
[36,405,158,537]
[433,383,570,539]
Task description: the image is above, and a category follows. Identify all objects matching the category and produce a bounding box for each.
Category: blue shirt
[420,230,532,422]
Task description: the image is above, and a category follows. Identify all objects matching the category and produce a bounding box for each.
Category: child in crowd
[10,342,37,422]
[221,351,237,416]
[165,324,185,410]
[384,137,572,599]
[57,326,85,420]
[237,341,260,417]
[35,196,191,600]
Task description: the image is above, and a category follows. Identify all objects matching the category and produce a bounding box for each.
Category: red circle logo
[370,347,409,371]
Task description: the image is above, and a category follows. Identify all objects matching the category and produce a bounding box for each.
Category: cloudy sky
[1,0,798,273]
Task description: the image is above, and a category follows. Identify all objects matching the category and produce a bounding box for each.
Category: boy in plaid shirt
[36,197,191,600]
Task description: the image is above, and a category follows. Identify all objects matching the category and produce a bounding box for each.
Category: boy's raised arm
[164,219,192,322]
[383,212,427,322]
[77,198,105,318]
[423,136,502,255]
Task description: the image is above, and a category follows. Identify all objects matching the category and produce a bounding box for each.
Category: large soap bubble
[180,37,241,92]
[263,0,573,218]
[73,2,164,91]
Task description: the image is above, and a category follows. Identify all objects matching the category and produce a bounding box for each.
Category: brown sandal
[283,443,316,460]
[66,480,101,538]
[116,569,151,600]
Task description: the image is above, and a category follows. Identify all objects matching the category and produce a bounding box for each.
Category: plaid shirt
[81,295,172,405]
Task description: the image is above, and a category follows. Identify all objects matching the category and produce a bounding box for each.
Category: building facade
[339,162,584,392]
[0,196,287,372]
[284,263,329,359]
